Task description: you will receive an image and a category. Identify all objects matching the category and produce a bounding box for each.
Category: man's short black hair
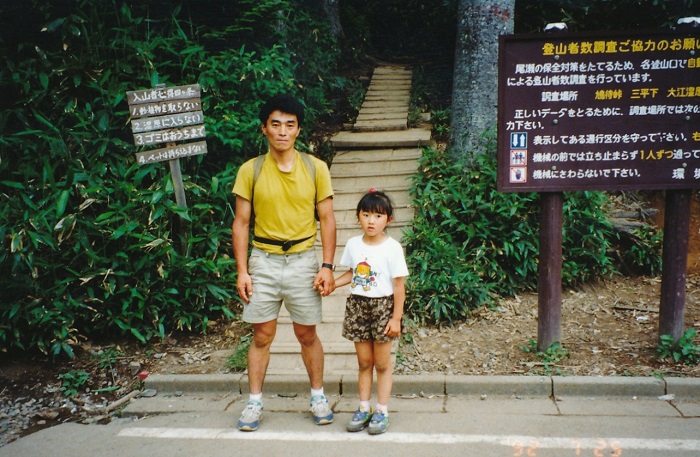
[259,94,305,125]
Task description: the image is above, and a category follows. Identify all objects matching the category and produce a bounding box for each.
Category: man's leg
[238,320,277,431]
[294,322,334,425]
[247,320,278,394]
[293,322,324,389]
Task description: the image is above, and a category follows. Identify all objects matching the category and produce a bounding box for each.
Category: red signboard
[498,28,700,192]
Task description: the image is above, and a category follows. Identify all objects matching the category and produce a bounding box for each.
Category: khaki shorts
[243,247,322,325]
[342,294,396,342]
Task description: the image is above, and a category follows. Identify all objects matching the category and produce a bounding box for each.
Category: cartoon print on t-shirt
[351,259,377,291]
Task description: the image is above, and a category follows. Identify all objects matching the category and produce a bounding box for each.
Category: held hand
[313,268,336,297]
[237,272,253,303]
[383,318,402,338]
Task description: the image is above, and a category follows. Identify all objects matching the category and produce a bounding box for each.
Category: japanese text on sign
[126,84,207,165]
[135,141,208,165]
[497,29,700,192]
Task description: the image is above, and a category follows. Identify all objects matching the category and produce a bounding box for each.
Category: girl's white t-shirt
[340,235,409,298]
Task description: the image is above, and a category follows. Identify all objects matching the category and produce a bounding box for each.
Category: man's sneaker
[237,400,263,431]
[346,408,372,432]
[367,411,389,435]
[309,395,334,425]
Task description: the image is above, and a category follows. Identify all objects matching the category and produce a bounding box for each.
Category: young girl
[335,189,409,435]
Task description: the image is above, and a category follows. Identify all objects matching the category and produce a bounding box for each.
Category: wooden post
[658,189,691,343]
[167,151,189,257]
[168,154,188,209]
[538,192,563,350]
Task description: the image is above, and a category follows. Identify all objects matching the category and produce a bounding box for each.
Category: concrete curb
[143,373,700,400]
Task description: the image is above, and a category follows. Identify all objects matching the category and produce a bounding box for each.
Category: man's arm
[314,196,336,296]
[232,195,253,303]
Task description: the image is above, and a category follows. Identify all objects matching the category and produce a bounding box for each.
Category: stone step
[333,191,413,210]
[353,119,407,132]
[355,112,408,122]
[356,106,407,115]
[335,225,407,246]
[371,71,411,80]
[271,321,348,346]
[270,340,356,355]
[265,352,359,375]
[278,293,348,323]
[330,158,418,176]
[332,174,412,192]
[331,128,431,149]
[367,81,411,89]
[334,206,414,226]
[364,92,410,101]
[266,342,398,375]
[371,70,410,77]
[332,148,422,163]
[360,100,409,109]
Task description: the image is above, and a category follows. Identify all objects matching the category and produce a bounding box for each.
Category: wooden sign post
[126,83,208,255]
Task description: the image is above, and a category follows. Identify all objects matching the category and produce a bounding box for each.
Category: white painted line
[118,427,700,451]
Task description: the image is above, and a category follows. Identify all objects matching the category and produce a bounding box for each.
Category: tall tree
[322,0,345,39]
[450,0,514,155]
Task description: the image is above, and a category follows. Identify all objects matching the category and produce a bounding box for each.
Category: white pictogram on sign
[510,167,527,183]
[511,133,527,149]
[510,150,527,166]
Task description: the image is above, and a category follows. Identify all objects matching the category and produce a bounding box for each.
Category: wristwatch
[321,263,336,271]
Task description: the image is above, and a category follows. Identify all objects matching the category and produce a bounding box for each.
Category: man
[231,94,337,431]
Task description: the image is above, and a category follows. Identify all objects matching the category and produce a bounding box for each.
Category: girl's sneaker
[367,411,389,435]
[346,408,372,432]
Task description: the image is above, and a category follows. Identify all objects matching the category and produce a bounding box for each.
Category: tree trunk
[322,0,344,40]
[450,0,514,155]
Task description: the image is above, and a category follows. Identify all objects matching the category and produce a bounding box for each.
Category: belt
[253,235,314,252]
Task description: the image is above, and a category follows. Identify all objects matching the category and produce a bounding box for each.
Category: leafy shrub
[404,142,619,323]
[520,339,570,375]
[227,334,252,373]
[657,329,699,365]
[622,225,663,276]
[59,370,91,397]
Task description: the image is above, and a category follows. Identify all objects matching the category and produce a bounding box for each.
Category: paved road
[2,375,699,457]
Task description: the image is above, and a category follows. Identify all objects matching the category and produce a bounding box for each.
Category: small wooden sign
[126,83,207,166]
[135,140,208,165]
[126,84,201,106]
[129,98,202,119]
[133,125,207,147]
[131,111,205,133]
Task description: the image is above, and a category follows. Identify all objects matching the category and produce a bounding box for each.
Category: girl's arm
[334,269,353,288]
[384,276,406,338]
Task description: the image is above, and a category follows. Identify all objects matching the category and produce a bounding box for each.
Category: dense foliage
[0,0,355,356]
[404,140,643,323]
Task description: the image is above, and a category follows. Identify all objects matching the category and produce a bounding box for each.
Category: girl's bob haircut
[356,189,393,217]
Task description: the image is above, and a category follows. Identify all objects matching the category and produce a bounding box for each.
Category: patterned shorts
[342,294,396,343]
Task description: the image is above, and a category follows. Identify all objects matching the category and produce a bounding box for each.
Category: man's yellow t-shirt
[232,151,333,254]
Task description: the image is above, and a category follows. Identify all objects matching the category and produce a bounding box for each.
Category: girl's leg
[354,341,375,404]
[373,341,394,406]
